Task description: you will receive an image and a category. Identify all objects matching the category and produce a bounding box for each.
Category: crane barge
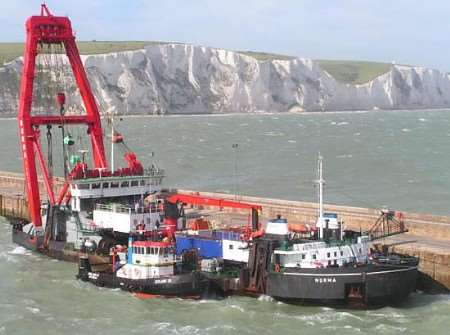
[13,4,165,261]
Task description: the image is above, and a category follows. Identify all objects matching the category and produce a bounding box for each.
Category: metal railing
[95,203,131,214]
[94,203,163,214]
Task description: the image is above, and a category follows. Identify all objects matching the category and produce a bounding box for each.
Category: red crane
[166,194,262,212]
[18,4,107,229]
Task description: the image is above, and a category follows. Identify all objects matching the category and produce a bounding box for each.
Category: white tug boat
[264,155,418,306]
[78,224,208,297]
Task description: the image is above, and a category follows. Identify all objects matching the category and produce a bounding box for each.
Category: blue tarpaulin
[175,235,223,258]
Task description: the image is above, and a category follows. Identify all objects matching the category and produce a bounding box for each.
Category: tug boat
[263,215,418,306]
[77,235,208,297]
[267,157,418,306]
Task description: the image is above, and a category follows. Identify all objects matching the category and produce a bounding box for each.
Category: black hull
[79,270,208,297]
[12,229,79,262]
[266,264,418,307]
[12,229,41,251]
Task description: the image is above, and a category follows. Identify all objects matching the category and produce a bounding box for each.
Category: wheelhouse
[130,241,175,266]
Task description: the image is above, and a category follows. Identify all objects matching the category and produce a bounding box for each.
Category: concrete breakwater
[0,171,448,291]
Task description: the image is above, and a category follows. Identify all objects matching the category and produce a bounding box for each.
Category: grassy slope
[238,51,295,61]
[316,59,392,85]
[0,42,392,85]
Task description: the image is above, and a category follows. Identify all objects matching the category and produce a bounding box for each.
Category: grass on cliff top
[239,51,296,61]
[0,43,23,66]
[0,41,165,66]
[238,52,391,84]
[317,59,392,85]
[0,41,392,84]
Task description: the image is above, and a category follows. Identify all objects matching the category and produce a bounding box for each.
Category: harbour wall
[178,189,450,240]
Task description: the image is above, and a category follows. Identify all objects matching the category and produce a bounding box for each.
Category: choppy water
[1,109,450,334]
[0,220,449,335]
[2,109,450,214]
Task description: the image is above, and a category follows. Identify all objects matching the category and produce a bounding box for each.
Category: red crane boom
[166,194,262,212]
[165,193,262,237]
[18,4,107,229]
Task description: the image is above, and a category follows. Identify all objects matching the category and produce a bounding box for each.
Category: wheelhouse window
[131,180,139,187]
[121,181,129,187]
[102,182,109,188]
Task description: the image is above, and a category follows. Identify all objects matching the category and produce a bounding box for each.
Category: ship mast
[315,153,326,239]
[317,153,324,219]
[110,115,114,172]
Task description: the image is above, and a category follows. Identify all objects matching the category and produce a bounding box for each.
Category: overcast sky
[2,0,449,71]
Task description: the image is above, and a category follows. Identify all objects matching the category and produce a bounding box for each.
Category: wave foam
[8,246,31,256]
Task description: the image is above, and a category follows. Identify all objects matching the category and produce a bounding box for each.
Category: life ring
[274,264,281,273]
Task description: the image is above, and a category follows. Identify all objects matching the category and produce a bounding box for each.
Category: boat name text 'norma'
[315,277,337,283]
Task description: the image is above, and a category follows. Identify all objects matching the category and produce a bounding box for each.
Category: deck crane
[164,193,263,239]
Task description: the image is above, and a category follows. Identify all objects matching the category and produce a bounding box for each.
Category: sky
[1,0,449,71]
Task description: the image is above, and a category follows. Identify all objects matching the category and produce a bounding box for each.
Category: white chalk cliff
[1,43,450,115]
